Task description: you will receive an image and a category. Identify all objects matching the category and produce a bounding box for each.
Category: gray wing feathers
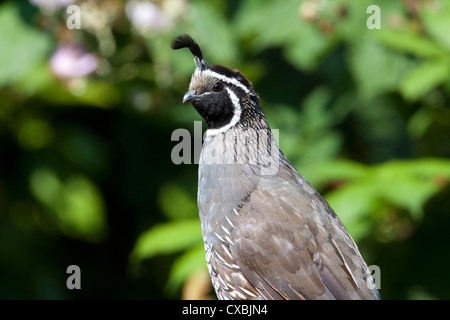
[198,138,379,300]
[230,180,379,300]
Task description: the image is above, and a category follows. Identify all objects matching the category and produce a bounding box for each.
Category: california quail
[171,34,381,300]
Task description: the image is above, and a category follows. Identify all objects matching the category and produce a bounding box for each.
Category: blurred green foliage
[0,0,449,300]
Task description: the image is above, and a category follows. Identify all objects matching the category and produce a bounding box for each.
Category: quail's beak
[182,90,198,104]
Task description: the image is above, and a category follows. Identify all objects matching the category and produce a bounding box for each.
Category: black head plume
[171,34,202,59]
[171,34,208,70]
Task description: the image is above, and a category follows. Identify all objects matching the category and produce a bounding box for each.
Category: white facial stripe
[206,88,241,138]
[200,69,251,94]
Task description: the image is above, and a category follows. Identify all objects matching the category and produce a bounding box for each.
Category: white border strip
[199,69,252,94]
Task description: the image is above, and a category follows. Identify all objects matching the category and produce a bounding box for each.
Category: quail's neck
[201,125,281,177]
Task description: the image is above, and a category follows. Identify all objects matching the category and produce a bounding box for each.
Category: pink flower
[50,43,98,79]
[126,0,172,33]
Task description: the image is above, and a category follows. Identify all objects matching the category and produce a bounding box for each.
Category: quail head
[171,34,380,300]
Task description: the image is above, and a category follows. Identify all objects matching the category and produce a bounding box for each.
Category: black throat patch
[192,90,237,130]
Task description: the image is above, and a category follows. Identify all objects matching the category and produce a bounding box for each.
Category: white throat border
[206,87,241,138]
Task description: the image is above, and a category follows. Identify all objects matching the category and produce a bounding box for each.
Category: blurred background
[0,0,449,300]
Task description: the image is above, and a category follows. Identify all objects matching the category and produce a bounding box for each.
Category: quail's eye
[212,82,224,92]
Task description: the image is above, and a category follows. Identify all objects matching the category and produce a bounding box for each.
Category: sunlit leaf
[400,59,450,101]
[130,219,202,263]
[29,168,108,242]
[17,117,55,149]
[234,0,300,49]
[0,2,52,87]
[307,159,369,187]
[188,1,238,65]
[166,244,206,293]
[158,182,198,220]
[348,37,411,100]
[407,107,435,138]
[376,30,445,58]
[326,178,378,241]
[285,26,335,71]
[62,175,108,241]
[421,3,450,51]
[372,161,438,219]
[326,158,450,241]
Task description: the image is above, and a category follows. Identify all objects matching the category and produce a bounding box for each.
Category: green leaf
[325,158,450,240]
[406,158,450,177]
[158,182,198,220]
[16,117,54,150]
[130,219,202,263]
[75,81,121,107]
[349,38,411,100]
[400,59,450,101]
[307,159,369,187]
[0,2,52,88]
[234,0,300,49]
[166,244,207,293]
[300,132,342,170]
[371,161,441,219]
[421,3,450,51]
[62,175,108,241]
[285,26,335,71]
[188,1,237,65]
[234,0,333,71]
[326,178,378,242]
[376,30,445,58]
[301,87,333,132]
[407,107,435,138]
[29,168,108,242]
[37,80,120,108]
